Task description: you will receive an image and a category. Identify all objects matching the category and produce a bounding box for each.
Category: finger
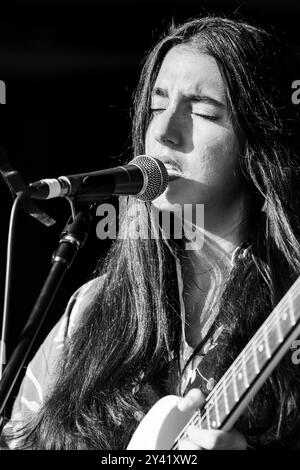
[187,426,247,450]
[177,388,206,413]
[177,438,202,451]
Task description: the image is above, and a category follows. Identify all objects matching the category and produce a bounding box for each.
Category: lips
[163,164,182,182]
[163,161,182,174]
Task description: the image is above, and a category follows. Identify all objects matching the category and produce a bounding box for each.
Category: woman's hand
[177,388,247,450]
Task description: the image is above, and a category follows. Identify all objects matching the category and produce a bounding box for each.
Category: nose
[152,108,182,148]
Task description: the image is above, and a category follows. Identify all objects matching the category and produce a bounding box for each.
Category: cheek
[145,131,151,152]
[189,132,240,185]
[145,125,156,154]
[201,130,239,170]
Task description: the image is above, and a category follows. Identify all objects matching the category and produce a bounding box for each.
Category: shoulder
[66,274,106,337]
[4,274,107,442]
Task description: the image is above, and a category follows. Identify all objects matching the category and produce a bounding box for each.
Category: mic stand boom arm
[0,210,93,433]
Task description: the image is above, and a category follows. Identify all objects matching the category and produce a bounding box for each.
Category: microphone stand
[0,209,93,433]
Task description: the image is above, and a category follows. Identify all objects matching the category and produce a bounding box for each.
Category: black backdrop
[0,0,300,414]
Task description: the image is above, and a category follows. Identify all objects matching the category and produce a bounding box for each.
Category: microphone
[28,155,169,202]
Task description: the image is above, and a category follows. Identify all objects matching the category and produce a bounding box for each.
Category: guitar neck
[172,275,300,449]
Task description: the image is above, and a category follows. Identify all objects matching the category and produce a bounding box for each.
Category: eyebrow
[151,86,226,109]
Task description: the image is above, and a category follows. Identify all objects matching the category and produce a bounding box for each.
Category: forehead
[154,45,226,100]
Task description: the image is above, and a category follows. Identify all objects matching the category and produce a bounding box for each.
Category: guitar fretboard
[172,275,300,449]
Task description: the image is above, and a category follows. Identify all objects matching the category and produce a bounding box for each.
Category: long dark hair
[11,16,300,449]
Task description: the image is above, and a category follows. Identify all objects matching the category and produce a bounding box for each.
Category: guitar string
[172,289,300,449]
[171,279,300,449]
[198,278,300,411]
[202,286,300,413]
[173,290,300,448]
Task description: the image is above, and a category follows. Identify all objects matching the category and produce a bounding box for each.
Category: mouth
[163,162,183,180]
[167,173,182,181]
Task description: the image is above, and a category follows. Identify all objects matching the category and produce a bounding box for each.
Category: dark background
[0,0,300,415]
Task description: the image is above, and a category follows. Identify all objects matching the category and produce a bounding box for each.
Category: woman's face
[145,44,244,214]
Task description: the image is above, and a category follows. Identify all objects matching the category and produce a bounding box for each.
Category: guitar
[127,274,300,449]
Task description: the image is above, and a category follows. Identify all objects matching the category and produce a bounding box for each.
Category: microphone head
[130,155,168,201]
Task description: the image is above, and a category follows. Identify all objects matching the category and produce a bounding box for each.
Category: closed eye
[150,108,165,116]
[192,113,218,121]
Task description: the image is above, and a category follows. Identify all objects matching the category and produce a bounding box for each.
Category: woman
[3,15,300,449]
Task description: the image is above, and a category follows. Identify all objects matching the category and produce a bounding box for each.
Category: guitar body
[127,395,194,450]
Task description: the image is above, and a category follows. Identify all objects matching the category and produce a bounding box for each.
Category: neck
[182,193,248,278]
[179,195,248,346]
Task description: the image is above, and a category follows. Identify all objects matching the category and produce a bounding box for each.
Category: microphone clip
[0,145,56,227]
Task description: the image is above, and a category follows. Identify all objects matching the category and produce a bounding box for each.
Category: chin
[151,189,184,213]
[152,184,205,209]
